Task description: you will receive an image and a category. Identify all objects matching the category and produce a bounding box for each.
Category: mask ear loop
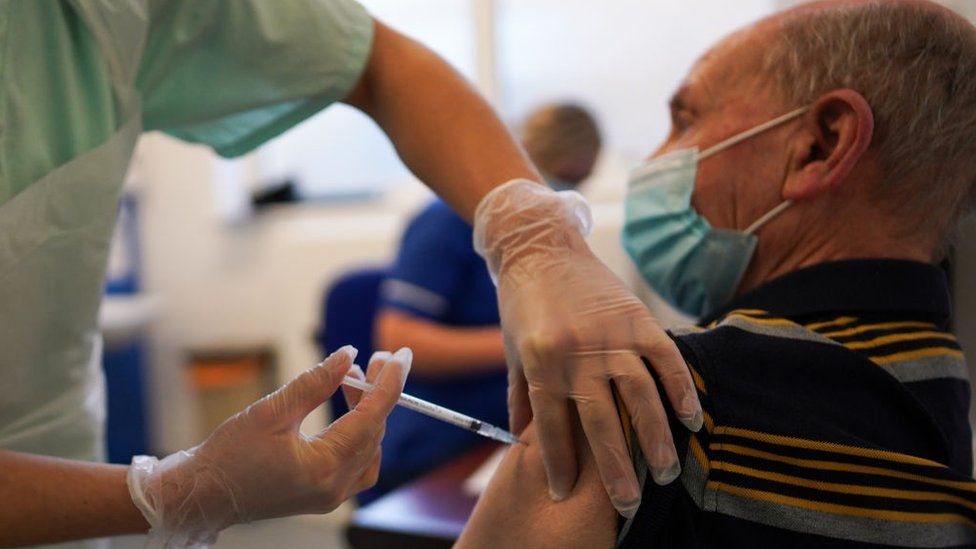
[744,200,793,235]
[693,105,810,235]
[696,106,810,162]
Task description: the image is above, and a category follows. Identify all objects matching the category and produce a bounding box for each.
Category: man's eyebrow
[669,88,689,111]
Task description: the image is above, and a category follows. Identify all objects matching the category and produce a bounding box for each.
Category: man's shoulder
[671,308,967,391]
[640,308,976,548]
[624,310,976,547]
[668,308,969,457]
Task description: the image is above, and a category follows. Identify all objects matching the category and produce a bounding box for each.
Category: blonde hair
[520,103,602,184]
[761,1,976,246]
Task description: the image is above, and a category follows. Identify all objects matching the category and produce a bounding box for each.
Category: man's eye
[675,110,694,131]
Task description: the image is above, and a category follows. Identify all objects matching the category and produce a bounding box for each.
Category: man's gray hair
[761,1,976,245]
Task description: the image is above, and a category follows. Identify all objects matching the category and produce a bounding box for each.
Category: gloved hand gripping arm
[474,180,703,518]
[343,17,700,520]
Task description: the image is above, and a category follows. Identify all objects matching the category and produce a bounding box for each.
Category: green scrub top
[1,0,374,202]
[0,0,374,477]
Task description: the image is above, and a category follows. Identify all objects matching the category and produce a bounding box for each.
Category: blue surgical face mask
[622,107,809,318]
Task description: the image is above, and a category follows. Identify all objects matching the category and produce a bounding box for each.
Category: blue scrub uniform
[371,199,508,499]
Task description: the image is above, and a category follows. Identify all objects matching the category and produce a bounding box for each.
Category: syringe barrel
[396,392,482,431]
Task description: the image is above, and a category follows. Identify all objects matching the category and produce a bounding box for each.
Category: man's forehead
[675,23,774,110]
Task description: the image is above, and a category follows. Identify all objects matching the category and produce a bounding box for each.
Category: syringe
[341,375,521,445]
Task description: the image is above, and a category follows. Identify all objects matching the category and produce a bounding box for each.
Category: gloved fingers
[365,351,393,385]
[528,381,579,502]
[266,346,358,426]
[502,329,533,435]
[340,364,367,411]
[324,352,394,447]
[634,319,702,432]
[340,350,392,412]
[325,348,411,459]
[507,366,533,435]
[610,356,680,486]
[573,374,642,519]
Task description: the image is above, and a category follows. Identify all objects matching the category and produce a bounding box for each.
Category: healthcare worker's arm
[343,20,702,517]
[343,20,539,217]
[0,348,409,547]
[0,454,148,546]
[376,311,505,375]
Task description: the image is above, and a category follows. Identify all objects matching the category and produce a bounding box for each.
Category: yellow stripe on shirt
[713,443,976,493]
[806,316,859,331]
[710,461,976,512]
[871,347,966,366]
[689,364,708,396]
[702,410,714,433]
[821,320,937,339]
[844,331,957,350]
[715,426,945,468]
[690,434,711,474]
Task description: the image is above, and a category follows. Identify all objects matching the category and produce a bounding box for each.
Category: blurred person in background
[367,103,603,500]
[521,104,603,191]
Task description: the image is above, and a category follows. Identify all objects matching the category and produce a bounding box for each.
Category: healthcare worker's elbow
[342,18,447,120]
[342,19,402,115]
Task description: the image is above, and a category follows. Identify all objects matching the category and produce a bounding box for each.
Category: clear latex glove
[473,179,703,518]
[127,346,412,548]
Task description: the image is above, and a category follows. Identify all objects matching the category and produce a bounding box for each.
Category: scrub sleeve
[0,5,374,549]
[138,0,375,156]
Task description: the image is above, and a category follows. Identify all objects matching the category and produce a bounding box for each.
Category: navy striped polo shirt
[619,259,975,548]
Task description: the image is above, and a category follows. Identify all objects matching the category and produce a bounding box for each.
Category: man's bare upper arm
[456,421,618,549]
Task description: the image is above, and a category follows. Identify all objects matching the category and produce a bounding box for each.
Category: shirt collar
[703,259,951,326]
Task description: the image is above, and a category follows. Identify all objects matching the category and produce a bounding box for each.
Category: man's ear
[782,89,874,201]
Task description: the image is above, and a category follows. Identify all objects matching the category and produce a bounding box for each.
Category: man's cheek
[692,172,735,227]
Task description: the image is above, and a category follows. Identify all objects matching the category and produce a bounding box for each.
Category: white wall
[495,0,771,160]
[257,0,776,199]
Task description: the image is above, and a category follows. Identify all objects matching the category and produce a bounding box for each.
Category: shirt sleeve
[136,0,374,157]
[380,202,476,321]
[617,331,711,547]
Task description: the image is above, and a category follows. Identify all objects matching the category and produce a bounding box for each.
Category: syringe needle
[341,375,521,445]
[475,422,522,445]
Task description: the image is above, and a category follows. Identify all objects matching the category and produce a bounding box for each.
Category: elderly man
[456,1,976,547]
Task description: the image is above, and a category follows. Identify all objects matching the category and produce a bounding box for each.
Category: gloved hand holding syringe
[342,371,522,446]
[127,345,519,549]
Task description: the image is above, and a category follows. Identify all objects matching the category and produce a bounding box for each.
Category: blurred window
[247,0,477,201]
[496,0,771,162]
[224,0,773,203]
